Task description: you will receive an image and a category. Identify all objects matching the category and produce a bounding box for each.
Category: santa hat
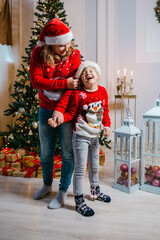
[83,97,100,110]
[37,18,73,46]
[75,61,101,79]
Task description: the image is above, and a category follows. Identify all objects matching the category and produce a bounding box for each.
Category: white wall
[115,0,160,130]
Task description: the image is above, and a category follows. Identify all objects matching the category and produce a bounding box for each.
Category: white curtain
[0,44,15,131]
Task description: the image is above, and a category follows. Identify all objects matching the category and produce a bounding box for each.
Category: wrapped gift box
[5,153,21,162]
[22,155,40,168]
[5,162,21,169]
[99,150,105,166]
[37,168,43,178]
[12,170,27,177]
[15,148,26,157]
[0,168,2,175]
[0,159,5,168]
[0,153,5,168]
[0,152,5,160]
[6,169,14,176]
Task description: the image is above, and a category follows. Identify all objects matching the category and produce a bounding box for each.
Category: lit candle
[117,70,120,78]
[124,68,127,77]
[131,70,133,79]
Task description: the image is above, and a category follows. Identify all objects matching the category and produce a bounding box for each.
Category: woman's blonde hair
[43,41,76,66]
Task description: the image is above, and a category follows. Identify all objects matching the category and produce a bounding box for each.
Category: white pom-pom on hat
[83,105,88,110]
[37,40,45,46]
[75,60,101,79]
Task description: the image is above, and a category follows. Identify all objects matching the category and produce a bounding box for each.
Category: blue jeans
[38,107,74,191]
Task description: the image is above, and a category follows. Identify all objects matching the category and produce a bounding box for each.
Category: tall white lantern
[113,110,142,193]
[140,96,160,194]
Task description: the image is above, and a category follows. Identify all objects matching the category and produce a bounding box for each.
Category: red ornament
[124,178,133,187]
[120,164,128,172]
[145,174,154,183]
[155,169,160,178]
[152,166,159,172]
[131,167,136,174]
[152,179,160,187]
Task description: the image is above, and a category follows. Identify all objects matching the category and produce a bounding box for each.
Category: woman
[30,18,81,209]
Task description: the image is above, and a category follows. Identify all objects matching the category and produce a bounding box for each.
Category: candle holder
[116,76,134,96]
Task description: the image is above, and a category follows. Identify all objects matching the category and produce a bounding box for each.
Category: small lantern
[113,109,142,193]
[140,96,160,194]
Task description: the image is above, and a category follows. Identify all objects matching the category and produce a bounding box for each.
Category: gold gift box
[54,169,61,179]
[0,159,5,168]
[0,168,3,175]
[6,153,21,162]
[15,148,26,157]
[22,155,40,168]
[37,168,43,178]
[0,153,5,160]
[12,170,27,177]
[5,162,21,169]
[99,151,105,166]
[6,169,13,176]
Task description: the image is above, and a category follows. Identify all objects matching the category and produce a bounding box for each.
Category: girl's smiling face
[81,66,99,90]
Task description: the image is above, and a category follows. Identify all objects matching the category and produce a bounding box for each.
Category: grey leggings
[72,132,99,195]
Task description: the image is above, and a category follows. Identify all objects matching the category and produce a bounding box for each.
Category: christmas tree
[154,0,160,23]
[2,0,69,153]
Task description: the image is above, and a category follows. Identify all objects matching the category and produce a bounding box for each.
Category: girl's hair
[43,41,76,66]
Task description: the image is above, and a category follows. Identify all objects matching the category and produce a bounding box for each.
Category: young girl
[48,61,111,216]
[30,18,81,209]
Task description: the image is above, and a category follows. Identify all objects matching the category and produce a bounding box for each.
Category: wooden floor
[0,146,160,240]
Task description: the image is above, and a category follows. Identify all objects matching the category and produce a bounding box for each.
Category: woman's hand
[67,77,81,89]
[48,111,64,128]
[103,128,111,137]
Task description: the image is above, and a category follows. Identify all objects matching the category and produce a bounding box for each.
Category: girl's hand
[67,77,81,89]
[48,118,58,128]
[48,111,64,128]
[103,128,111,137]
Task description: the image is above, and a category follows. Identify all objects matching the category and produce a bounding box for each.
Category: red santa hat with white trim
[37,18,73,46]
[75,61,101,79]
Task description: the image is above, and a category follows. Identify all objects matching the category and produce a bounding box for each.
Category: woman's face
[52,42,71,57]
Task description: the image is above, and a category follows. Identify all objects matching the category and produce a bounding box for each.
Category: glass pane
[131,137,136,160]
[144,120,155,154]
[116,136,121,158]
[137,135,141,159]
[116,161,139,187]
[158,121,160,155]
[144,155,160,187]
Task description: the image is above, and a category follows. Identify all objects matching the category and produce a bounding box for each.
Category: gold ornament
[32,122,38,129]
[32,35,38,41]
[29,130,33,135]
[42,17,48,23]
[25,65,30,71]
[15,111,20,116]
[35,93,39,100]
[8,134,14,140]
[23,88,26,94]
[25,80,30,86]
[19,107,25,113]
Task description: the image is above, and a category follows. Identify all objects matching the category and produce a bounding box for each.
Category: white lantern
[140,96,160,194]
[113,110,142,193]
